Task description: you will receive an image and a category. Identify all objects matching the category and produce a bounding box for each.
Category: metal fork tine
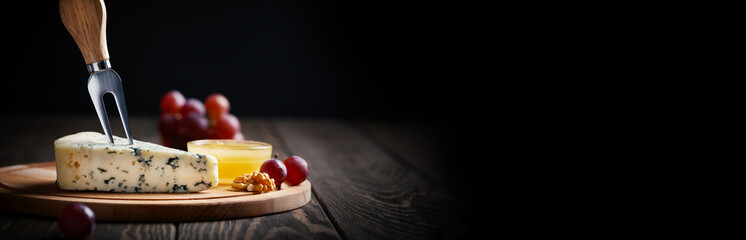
[89,88,114,144]
[87,66,133,145]
[110,85,133,145]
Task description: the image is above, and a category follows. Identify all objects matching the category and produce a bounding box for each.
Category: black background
[1,1,474,120]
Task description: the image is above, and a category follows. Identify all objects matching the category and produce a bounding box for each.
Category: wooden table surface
[0,115,477,239]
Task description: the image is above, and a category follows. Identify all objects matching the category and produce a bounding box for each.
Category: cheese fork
[60,0,133,145]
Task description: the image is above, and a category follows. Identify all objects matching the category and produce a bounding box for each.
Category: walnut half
[231,172,276,193]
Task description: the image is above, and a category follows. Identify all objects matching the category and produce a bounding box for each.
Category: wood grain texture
[274,119,471,239]
[0,217,62,239]
[352,121,472,193]
[178,196,340,240]
[0,211,13,236]
[92,222,175,240]
[1,215,177,240]
[353,121,449,185]
[60,0,109,64]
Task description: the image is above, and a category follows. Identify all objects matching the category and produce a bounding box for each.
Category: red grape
[158,113,184,148]
[58,203,95,239]
[158,113,182,138]
[205,93,230,121]
[284,156,309,185]
[233,132,245,140]
[157,91,240,148]
[204,128,218,139]
[162,137,174,148]
[260,158,287,189]
[183,112,209,140]
[158,91,186,148]
[181,98,206,117]
[214,113,240,139]
[160,90,186,114]
[169,135,189,151]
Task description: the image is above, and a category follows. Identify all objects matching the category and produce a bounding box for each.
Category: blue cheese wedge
[54,132,218,193]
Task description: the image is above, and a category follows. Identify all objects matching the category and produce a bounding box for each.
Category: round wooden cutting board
[0,162,311,222]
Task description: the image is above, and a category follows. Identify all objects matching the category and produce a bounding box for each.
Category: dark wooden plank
[178,118,341,240]
[1,216,176,240]
[93,222,175,240]
[274,119,472,239]
[0,217,61,239]
[0,211,14,236]
[353,121,452,187]
[178,196,339,240]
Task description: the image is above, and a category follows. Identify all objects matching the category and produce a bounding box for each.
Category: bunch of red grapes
[158,90,243,150]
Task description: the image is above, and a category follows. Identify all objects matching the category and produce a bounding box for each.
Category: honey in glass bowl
[187,140,272,184]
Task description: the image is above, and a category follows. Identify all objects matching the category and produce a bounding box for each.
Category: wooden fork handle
[60,0,109,65]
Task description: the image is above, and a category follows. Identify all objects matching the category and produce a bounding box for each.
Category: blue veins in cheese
[54,132,219,193]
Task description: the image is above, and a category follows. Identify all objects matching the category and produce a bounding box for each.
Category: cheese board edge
[0,162,312,222]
